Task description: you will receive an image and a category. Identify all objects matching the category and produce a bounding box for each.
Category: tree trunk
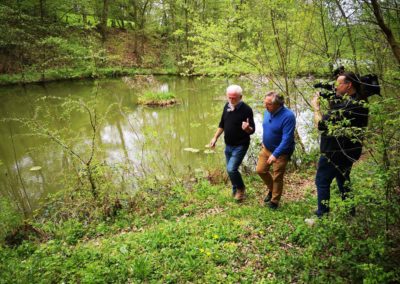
[184,0,189,54]
[82,12,87,25]
[133,3,139,61]
[369,0,400,66]
[319,0,334,73]
[270,10,290,106]
[39,0,45,22]
[100,0,109,41]
[334,0,359,73]
[140,1,151,60]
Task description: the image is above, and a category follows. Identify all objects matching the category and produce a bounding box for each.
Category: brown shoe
[263,192,272,204]
[234,188,245,202]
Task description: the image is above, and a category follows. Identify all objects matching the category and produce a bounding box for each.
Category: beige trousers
[256,145,289,204]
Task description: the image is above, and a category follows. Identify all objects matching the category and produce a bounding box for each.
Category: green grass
[0,67,178,86]
[142,91,176,101]
[138,91,177,105]
[0,181,310,283]
[0,167,398,283]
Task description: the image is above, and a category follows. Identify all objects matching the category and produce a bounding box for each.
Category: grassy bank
[0,161,398,283]
[138,91,177,106]
[0,67,180,86]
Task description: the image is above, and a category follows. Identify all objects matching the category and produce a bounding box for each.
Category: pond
[0,76,313,210]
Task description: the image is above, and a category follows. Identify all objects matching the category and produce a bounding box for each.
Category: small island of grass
[138,91,177,106]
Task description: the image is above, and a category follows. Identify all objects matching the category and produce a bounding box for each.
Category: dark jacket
[318,94,368,165]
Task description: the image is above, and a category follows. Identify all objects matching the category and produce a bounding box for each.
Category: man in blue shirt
[256,91,296,209]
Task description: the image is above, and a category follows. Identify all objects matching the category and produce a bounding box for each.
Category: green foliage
[0,0,186,82]
[0,197,23,243]
[187,1,326,77]
[1,168,398,282]
[141,91,176,101]
[0,0,399,282]
[57,219,85,245]
[1,0,399,84]
[138,91,177,105]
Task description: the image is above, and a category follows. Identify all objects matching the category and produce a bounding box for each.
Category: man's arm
[211,106,227,148]
[242,119,253,134]
[248,108,256,135]
[311,92,322,127]
[210,128,224,148]
[241,117,255,134]
[270,114,296,162]
[241,107,255,134]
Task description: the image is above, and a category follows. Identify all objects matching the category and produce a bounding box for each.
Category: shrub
[138,91,177,106]
[0,197,23,243]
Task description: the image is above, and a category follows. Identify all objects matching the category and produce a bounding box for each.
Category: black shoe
[232,188,237,197]
[267,201,278,210]
[263,193,272,204]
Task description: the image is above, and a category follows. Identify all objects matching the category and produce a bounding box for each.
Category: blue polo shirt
[262,106,296,158]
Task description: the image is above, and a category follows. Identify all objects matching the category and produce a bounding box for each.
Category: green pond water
[0,76,275,209]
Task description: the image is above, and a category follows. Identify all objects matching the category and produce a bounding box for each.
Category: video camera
[358,74,381,98]
[313,82,334,91]
[313,66,345,99]
[313,82,335,100]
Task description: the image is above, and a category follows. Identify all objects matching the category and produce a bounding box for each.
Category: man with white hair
[210,85,255,201]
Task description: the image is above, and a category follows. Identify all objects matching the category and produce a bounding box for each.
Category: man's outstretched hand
[242,118,251,132]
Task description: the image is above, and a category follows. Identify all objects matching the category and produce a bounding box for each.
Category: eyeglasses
[335,81,349,87]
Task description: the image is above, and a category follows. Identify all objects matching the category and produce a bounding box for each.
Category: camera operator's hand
[311,92,322,127]
[311,92,320,110]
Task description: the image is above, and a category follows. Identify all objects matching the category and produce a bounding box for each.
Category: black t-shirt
[318,94,369,165]
[218,102,255,146]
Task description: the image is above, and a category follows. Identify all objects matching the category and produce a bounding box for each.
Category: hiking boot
[267,201,278,210]
[234,188,245,202]
[263,192,272,204]
[232,187,237,197]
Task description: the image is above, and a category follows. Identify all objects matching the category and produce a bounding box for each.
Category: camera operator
[311,71,369,217]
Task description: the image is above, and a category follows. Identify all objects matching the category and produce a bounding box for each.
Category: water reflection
[0,76,314,209]
[0,77,230,207]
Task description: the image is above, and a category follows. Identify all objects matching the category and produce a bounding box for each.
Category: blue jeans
[315,155,353,217]
[225,144,249,194]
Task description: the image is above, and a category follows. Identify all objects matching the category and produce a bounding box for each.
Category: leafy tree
[361,0,400,66]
